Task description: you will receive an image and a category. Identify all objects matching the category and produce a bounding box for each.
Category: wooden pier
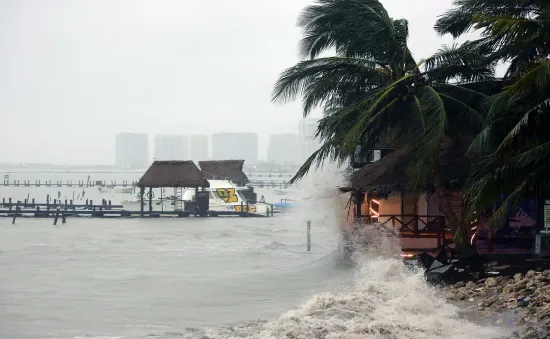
[1,179,294,189]
[0,197,272,220]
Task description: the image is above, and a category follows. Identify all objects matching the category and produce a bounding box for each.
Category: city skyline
[114,119,320,167]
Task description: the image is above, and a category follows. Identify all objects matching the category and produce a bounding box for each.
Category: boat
[120,180,272,216]
[98,186,133,194]
[272,198,296,213]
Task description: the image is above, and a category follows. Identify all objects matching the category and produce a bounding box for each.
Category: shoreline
[443,260,550,339]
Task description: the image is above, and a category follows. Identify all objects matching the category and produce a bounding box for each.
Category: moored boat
[120,179,273,216]
[272,198,296,213]
[98,186,133,194]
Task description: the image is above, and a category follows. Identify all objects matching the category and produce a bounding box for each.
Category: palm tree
[272,0,497,236]
[435,0,550,231]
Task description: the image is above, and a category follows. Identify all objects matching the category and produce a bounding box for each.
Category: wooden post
[140,187,145,217]
[62,209,66,224]
[240,201,244,217]
[46,195,50,211]
[246,200,249,217]
[148,187,153,212]
[12,202,19,224]
[8,197,12,211]
[54,208,60,225]
[307,220,311,251]
[356,191,364,218]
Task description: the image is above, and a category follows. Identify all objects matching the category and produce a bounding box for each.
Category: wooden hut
[342,139,472,251]
[198,160,249,185]
[137,161,210,216]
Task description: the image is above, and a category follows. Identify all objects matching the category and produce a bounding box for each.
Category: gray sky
[0,0,461,165]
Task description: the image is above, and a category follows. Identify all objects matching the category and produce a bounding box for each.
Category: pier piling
[54,208,60,225]
[12,202,19,224]
[307,220,311,252]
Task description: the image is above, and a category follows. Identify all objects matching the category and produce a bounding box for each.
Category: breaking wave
[174,225,508,339]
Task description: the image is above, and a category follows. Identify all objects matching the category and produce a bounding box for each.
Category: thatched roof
[138,161,210,188]
[346,139,472,196]
[198,160,249,183]
[349,148,408,196]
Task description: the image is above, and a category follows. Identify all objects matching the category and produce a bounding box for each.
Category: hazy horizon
[2,0,461,165]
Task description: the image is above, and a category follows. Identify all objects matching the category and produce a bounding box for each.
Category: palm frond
[271,57,385,116]
[297,0,396,60]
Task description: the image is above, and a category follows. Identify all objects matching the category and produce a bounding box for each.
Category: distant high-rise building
[189,135,209,161]
[268,133,302,165]
[299,118,321,161]
[211,133,258,163]
[154,135,188,161]
[115,133,149,168]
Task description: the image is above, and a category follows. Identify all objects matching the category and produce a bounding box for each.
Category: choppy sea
[0,170,510,338]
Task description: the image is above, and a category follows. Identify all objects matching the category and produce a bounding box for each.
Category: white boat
[98,186,133,194]
[120,180,272,216]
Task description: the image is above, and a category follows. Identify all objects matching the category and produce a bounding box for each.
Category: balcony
[358,214,452,252]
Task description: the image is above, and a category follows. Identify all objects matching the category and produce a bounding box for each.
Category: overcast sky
[0,0,462,165]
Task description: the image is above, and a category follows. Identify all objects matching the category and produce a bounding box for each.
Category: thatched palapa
[349,148,409,197]
[199,160,249,183]
[138,161,210,188]
[346,139,472,197]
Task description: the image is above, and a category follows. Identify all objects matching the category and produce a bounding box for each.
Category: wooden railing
[359,215,449,248]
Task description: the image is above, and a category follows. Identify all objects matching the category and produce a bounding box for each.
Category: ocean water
[0,170,510,339]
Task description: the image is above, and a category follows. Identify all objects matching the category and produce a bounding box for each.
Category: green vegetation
[273,0,550,243]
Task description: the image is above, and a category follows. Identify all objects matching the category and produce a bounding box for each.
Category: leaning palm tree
[272,0,497,236]
[436,0,550,231]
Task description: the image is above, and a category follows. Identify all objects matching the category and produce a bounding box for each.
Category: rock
[518,300,530,308]
[536,282,547,288]
[537,311,550,320]
[454,292,467,301]
[526,270,537,278]
[497,276,509,284]
[515,280,530,291]
[485,277,499,287]
[482,295,500,307]
[515,273,524,282]
[466,281,476,289]
[454,281,466,288]
[456,287,468,295]
[503,285,514,294]
[491,299,505,308]
[527,280,535,288]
